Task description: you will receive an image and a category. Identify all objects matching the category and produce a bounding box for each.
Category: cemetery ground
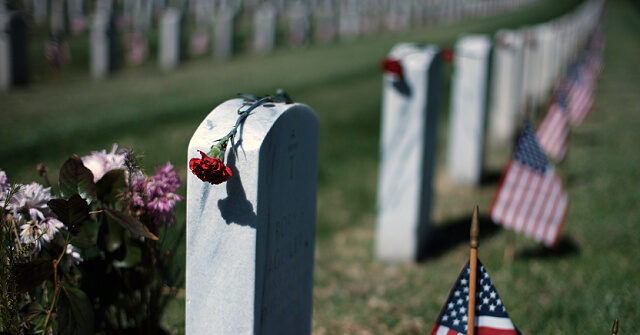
[1,0,639,333]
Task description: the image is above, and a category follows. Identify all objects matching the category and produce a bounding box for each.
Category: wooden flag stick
[611,319,618,335]
[468,205,480,335]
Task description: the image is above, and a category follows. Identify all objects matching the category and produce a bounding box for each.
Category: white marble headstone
[0,12,9,90]
[159,8,181,71]
[214,6,233,60]
[186,99,319,334]
[253,2,275,54]
[287,1,309,47]
[447,34,492,186]
[376,43,442,262]
[90,10,110,79]
[488,29,524,145]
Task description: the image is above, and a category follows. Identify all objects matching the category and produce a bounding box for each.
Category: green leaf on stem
[59,155,97,202]
[58,286,94,335]
[47,195,90,233]
[104,209,158,241]
[12,259,54,292]
[96,169,126,204]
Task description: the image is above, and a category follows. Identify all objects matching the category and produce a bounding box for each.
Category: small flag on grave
[567,66,594,126]
[429,260,521,335]
[490,121,568,247]
[536,99,569,161]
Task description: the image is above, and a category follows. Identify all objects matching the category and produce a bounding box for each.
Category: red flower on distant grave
[189,150,232,184]
[441,48,454,64]
[381,58,404,78]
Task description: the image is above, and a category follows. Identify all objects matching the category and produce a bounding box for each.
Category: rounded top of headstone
[189,98,316,156]
[455,34,491,58]
[495,29,524,49]
[388,43,440,69]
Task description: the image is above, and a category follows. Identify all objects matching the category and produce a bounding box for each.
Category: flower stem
[42,232,71,333]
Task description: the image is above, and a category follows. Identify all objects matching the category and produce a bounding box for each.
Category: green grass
[2,0,639,333]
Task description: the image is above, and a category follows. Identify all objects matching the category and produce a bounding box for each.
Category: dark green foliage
[58,156,97,203]
[57,286,94,335]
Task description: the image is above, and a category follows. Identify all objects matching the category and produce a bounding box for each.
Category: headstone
[376,43,442,262]
[90,9,115,79]
[338,0,359,40]
[186,98,319,334]
[0,12,10,90]
[488,29,524,145]
[313,0,336,44]
[213,6,233,60]
[447,35,492,186]
[32,0,47,25]
[159,8,181,70]
[253,2,276,54]
[67,0,87,34]
[535,24,557,101]
[50,0,65,34]
[287,1,309,47]
[5,12,28,86]
[521,28,542,109]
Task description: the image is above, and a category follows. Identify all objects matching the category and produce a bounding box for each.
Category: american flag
[567,66,594,126]
[490,122,568,247]
[429,260,520,335]
[536,101,569,161]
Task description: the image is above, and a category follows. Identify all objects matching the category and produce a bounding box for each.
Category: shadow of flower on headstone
[392,78,412,96]
[218,150,257,228]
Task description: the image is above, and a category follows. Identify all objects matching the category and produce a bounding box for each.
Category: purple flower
[129,162,183,226]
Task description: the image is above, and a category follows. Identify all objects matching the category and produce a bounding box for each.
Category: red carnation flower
[381,58,404,78]
[189,150,232,184]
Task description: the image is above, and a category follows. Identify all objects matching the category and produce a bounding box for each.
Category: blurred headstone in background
[447,34,492,186]
[376,43,442,262]
[91,3,116,79]
[213,5,233,60]
[287,1,309,47]
[6,11,28,87]
[159,8,181,71]
[186,98,319,334]
[32,0,47,25]
[489,29,525,146]
[338,0,359,41]
[0,8,10,90]
[50,0,65,34]
[67,0,87,35]
[253,2,276,54]
[313,0,336,44]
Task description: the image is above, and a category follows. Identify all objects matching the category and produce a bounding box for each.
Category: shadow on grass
[418,214,500,262]
[516,235,580,259]
[480,169,504,186]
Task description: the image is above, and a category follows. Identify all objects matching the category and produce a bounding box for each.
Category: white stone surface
[159,8,180,71]
[187,99,319,334]
[489,29,524,145]
[376,43,442,262]
[447,34,492,186]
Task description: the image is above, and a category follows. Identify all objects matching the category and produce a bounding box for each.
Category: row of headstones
[376,0,605,262]
[180,0,604,332]
[0,0,539,88]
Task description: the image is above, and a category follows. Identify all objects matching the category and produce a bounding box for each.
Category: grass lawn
[1,0,639,333]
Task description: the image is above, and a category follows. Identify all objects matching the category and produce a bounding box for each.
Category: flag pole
[611,319,618,335]
[468,205,479,335]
